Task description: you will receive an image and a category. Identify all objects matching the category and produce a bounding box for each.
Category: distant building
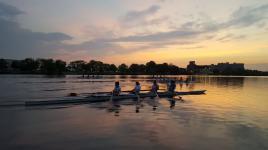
[187,61,212,74]
[187,61,245,75]
[215,62,244,73]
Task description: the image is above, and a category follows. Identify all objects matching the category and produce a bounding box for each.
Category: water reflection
[169,99,176,109]
[86,96,189,117]
[107,100,122,117]
[1,75,268,150]
[135,96,143,113]
[200,76,245,88]
[179,82,183,90]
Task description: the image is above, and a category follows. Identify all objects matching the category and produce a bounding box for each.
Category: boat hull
[25,90,206,106]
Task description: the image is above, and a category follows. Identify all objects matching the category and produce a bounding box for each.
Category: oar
[109,91,113,101]
[154,90,160,98]
[135,92,141,113]
[152,90,159,110]
[107,91,114,110]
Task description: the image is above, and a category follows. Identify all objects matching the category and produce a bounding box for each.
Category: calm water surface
[0,75,268,150]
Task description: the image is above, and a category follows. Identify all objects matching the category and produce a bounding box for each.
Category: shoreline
[0,74,268,77]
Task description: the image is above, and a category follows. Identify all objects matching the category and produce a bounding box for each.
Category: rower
[151,80,159,93]
[112,81,121,96]
[168,80,176,93]
[132,81,141,94]
[168,80,182,99]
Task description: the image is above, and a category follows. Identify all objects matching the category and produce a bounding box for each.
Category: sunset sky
[0,0,268,70]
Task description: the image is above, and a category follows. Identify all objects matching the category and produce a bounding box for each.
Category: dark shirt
[168,83,176,92]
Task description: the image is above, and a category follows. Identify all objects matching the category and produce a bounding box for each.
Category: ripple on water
[1,75,268,150]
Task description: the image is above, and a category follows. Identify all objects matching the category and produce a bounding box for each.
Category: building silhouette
[187,61,245,75]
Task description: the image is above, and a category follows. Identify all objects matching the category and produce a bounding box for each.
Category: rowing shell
[25,90,206,106]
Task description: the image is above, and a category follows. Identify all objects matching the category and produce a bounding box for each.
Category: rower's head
[153,80,157,84]
[115,81,120,86]
[136,81,140,85]
[171,80,175,84]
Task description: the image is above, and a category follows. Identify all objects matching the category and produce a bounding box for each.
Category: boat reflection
[135,97,143,113]
[169,99,176,109]
[107,100,121,116]
[89,96,187,116]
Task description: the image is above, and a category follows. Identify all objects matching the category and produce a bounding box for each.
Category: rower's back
[168,80,176,92]
[134,82,141,94]
[113,81,121,96]
[151,80,159,92]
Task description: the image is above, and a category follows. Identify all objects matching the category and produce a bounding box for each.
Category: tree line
[1,58,267,76]
[0,58,186,75]
[0,58,66,75]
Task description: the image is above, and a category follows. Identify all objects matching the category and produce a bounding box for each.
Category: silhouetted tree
[129,64,146,74]
[118,63,129,74]
[109,64,118,73]
[101,63,117,74]
[1,57,264,76]
[168,64,180,74]
[68,60,86,74]
[145,61,157,75]
[20,58,39,73]
[0,59,8,72]
[88,60,104,75]
[55,60,66,74]
[11,60,22,72]
[38,59,57,75]
[156,63,169,74]
[129,64,139,74]
[102,63,111,74]
[244,70,268,76]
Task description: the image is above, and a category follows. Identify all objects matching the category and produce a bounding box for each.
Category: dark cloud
[183,46,205,50]
[63,4,268,56]
[111,4,268,43]
[0,2,72,59]
[1,2,268,59]
[63,39,123,56]
[120,5,169,28]
[216,34,246,42]
[112,29,203,42]
[0,2,24,19]
[82,25,117,40]
[216,34,234,41]
[122,5,160,22]
[224,4,268,28]
[120,5,162,27]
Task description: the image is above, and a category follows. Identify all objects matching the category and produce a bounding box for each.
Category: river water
[0,75,268,150]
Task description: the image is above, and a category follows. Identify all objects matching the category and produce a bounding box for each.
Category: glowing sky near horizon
[0,0,268,70]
